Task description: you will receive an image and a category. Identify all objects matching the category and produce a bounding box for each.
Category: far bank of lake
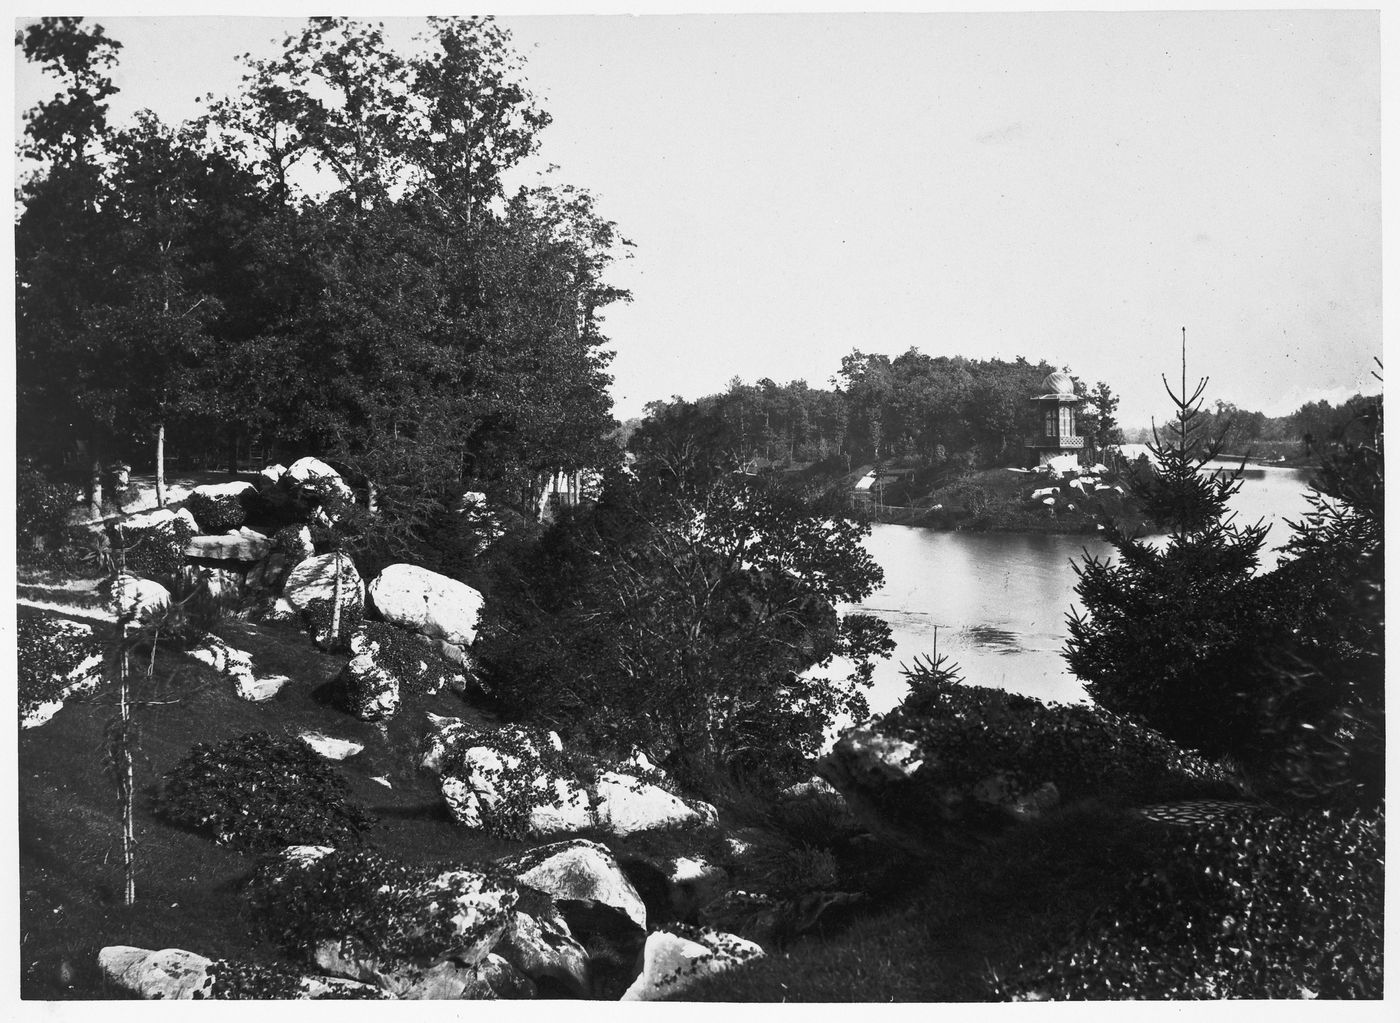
[835,463,1318,717]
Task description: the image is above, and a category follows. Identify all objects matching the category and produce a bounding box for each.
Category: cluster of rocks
[420,716,718,841]
[100,840,762,1001]
[1015,459,1123,514]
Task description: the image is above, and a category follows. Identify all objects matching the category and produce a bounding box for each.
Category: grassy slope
[17,618,523,999]
[672,805,1169,1002]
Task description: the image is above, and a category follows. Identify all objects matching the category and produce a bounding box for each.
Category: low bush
[441,725,594,840]
[302,594,365,653]
[1001,809,1384,999]
[116,517,196,586]
[17,607,105,720]
[885,678,1240,808]
[358,620,459,694]
[245,849,519,970]
[16,462,80,551]
[155,731,375,853]
[183,491,248,533]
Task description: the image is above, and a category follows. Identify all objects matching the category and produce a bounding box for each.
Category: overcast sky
[11,6,1383,426]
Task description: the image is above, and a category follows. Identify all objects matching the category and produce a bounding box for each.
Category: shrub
[442,725,593,840]
[1001,809,1384,999]
[358,620,458,695]
[183,491,248,532]
[155,731,375,853]
[884,681,1240,809]
[17,606,105,720]
[303,594,365,653]
[17,462,79,551]
[116,517,196,586]
[245,849,519,970]
[203,958,387,999]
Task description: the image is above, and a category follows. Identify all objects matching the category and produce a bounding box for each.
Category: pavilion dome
[1041,371,1075,396]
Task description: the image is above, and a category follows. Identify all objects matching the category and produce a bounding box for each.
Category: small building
[1025,371,1084,468]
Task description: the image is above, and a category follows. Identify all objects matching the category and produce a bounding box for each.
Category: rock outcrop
[619,928,764,1001]
[367,563,485,652]
[97,946,382,1000]
[496,839,648,933]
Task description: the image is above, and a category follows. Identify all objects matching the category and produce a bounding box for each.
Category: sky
[10,5,1384,428]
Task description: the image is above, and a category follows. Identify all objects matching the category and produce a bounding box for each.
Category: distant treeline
[1124,393,1382,459]
[630,350,1380,472]
[629,349,1123,471]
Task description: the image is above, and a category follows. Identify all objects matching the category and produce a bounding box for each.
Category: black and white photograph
[8,3,1387,1006]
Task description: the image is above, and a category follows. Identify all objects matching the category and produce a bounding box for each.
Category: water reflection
[834,463,1315,716]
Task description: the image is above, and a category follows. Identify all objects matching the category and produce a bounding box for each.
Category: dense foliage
[635,353,1120,473]
[16,16,627,534]
[17,461,80,551]
[1003,809,1384,999]
[477,451,893,791]
[246,848,519,969]
[155,731,374,853]
[441,725,592,839]
[17,607,104,720]
[182,491,248,533]
[115,517,196,585]
[1067,357,1383,808]
[886,675,1239,809]
[357,620,460,695]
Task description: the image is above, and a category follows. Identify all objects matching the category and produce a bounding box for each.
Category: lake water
[832,462,1317,716]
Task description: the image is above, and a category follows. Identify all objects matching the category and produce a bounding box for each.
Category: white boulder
[368,563,485,649]
[494,906,590,997]
[497,839,647,932]
[284,457,354,502]
[339,643,399,721]
[184,526,272,561]
[191,480,256,502]
[619,929,764,1001]
[98,946,379,1000]
[106,574,170,621]
[283,553,363,633]
[592,772,716,837]
[112,507,177,535]
[299,731,364,761]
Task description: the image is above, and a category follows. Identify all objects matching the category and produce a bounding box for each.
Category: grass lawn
[17,617,523,999]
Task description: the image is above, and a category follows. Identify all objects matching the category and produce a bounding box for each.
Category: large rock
[112,507,177,536]
[441,744,593,837]
[436,726,716,840]
[284,457,354,503]
[300,731,364,761]
[186,636,267,701]
[367,563,485,649]
[260,850,518,1000]
[338,639,399,721]
[497,839,647,932]
[105,574,170,621]
[192,480,256,501]
[283,554,363,645]
[97,946,380,1000]
[619,929,764,1001]
[493,905,590,997]
[184,526,272,561]
[592,772,716,837]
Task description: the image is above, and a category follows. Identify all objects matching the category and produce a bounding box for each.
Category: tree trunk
[155,422,166,508]
[329,551,344,649]
[86,436,104,520]
[119,624,136,906]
